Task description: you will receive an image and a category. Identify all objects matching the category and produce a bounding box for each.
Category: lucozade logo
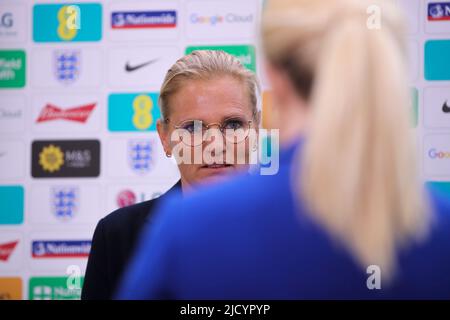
[185,45,256,72]
[0,50,25,88]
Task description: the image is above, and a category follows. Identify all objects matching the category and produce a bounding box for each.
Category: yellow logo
[57,5,78,41]
[0,278,22,300]
[39,144,64,172]
[132,94,154,130]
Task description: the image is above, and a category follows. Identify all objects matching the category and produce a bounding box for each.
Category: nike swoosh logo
[443,100,450,114]
[125,58,159,72]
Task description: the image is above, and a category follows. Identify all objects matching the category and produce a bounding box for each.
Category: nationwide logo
[0,241,18,261]
[443,100,450,113]
[32,140,100,178]
[111,10,177,29]
[125,58,159,72]
[428,3,450,21]
[32,240,91,258]
[54,50,81,84]
[189,13,253,25]
[52,187,78,221]
[128,140,154,174]
[36,103,96,123]
[0,50,25,88]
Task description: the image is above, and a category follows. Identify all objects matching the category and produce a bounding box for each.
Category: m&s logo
[33,3,101,43]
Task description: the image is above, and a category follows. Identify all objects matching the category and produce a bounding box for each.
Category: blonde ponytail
[263,0,430,277]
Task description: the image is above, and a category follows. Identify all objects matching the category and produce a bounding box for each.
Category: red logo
[0,241,19,261]
[36,103,96,123]
[117,190,136,208]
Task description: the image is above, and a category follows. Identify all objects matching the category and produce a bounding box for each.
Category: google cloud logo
[428,148,450,159]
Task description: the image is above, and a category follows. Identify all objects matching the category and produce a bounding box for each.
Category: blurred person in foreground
[117,0,450,299]
[82,50,260,299]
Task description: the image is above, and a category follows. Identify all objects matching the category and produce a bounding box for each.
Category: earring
[165,151,172,158]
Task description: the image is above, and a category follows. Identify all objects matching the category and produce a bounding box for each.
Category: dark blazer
[81,180,182,300]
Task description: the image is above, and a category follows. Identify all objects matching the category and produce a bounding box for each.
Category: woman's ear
[156,119,172,156]
[254,110,262,129]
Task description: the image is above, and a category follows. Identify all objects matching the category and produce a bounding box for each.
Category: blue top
[117,140,450,299]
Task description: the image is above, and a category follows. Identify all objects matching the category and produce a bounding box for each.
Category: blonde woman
[118,0,450,299]
[82,50,260,299]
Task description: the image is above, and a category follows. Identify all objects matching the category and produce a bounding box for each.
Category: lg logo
[0,13,13,28]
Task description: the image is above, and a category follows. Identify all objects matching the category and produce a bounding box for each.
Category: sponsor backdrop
[0,0,449,300]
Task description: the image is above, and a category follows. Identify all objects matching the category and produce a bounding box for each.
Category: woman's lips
[201,164,233,170]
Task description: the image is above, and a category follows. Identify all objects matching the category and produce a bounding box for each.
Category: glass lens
[223,118,250,144]
[178,120,204,146]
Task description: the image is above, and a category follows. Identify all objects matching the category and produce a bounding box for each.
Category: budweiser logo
[36,103,96,123]
[0,241,19,261]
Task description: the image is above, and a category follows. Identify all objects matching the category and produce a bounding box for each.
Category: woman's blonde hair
[262,0,429,277]
[159,50,260,120]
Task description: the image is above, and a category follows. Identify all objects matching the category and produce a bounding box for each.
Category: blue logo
[111,11,177,29]
[0,186,24,225]
[428,3,450,21]
[33,3,102,42]
[128,140,154,174]
[51,187,78,221]
[54,50,80,85]
[32,240,91,258]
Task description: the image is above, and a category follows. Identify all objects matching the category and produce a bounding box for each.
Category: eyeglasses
[165,117,253,147]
